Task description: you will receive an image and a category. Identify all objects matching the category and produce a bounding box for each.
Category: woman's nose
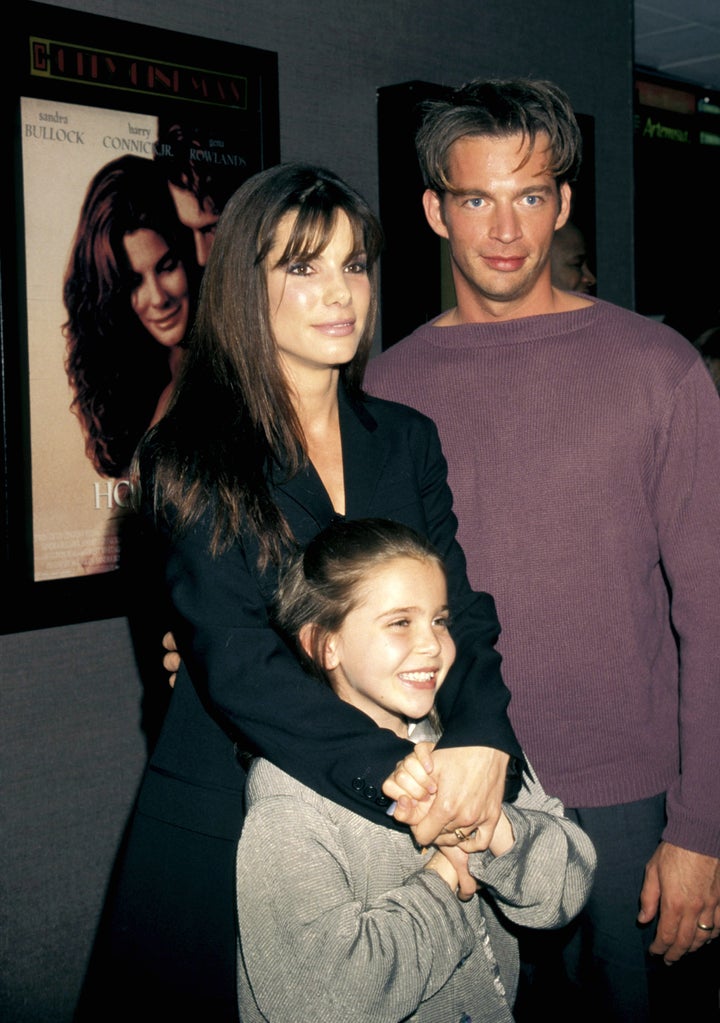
[144,275,169,307]
[323,272,351,306]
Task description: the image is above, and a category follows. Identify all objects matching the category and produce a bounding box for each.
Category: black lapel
[271,457,335,531]
[339,386,389,518]
[270,384,388,526]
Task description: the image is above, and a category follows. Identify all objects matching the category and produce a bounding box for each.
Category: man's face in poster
[167,181,219,267]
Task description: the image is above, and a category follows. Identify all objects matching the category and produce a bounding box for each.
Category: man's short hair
[415,77,582,194]
[155,121,242,214]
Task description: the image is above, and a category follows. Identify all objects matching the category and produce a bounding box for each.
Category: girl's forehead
[352,556,447,606]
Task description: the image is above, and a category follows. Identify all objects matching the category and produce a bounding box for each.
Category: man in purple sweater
[365,78,720,1021]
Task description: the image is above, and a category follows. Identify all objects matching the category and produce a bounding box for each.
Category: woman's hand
[384,745,510,852]
[419,746,509,851]
[162,631,181,688]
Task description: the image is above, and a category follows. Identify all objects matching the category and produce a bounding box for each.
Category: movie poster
[1,4,279,630]
[22,99,147,580]
[20,96,254,582]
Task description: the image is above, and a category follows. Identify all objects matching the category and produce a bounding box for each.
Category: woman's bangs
[279,201,369,266]
[278,205,334,265]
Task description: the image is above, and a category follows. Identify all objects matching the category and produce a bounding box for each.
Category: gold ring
[697,922,713,932]
[454,828,469,841]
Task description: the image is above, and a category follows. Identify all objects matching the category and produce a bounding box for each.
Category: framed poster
[0,2,280,633]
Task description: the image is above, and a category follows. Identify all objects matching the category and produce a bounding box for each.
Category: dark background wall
[1,1,634,1019]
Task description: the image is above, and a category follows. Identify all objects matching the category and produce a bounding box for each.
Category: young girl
[236,517,596,1023]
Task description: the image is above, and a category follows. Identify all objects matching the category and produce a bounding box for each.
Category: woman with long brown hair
[75,163,521,1021]
[64,154,199,478]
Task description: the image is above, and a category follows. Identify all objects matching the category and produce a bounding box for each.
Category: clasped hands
[383,741,514,900]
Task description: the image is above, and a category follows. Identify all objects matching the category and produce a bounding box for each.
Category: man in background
[155,122,245,268]
[550,219,596,293]
[365,77,720,1021]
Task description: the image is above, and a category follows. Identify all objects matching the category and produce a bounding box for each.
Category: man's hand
[384,745,509,851]
[638,842,720,962]
[162,631,181,688]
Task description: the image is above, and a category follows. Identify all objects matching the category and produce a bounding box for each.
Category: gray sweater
[236,745,595,1023]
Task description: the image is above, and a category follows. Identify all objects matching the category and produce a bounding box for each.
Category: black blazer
[138,387,520,839]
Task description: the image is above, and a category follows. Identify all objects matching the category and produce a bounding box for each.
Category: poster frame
[0,2,280,633]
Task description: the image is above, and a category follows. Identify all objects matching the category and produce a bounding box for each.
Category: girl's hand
[488,810,515,857]
[382,742,437,819]
[437,844,478,900]
[424,849,459,891]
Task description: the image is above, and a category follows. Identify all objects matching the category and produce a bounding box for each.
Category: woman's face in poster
[123,228,190,348]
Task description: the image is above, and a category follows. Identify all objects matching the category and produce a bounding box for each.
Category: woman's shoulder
[344,389,446,478]
[358,388,437,433]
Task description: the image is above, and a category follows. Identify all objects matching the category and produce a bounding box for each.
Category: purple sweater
[365,298,720,858]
